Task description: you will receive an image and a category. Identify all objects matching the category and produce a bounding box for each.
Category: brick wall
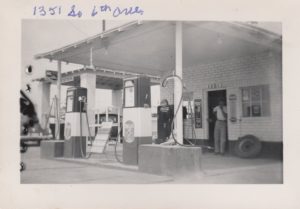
[161,50,282,142]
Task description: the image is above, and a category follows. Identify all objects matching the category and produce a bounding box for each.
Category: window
[182,101,194,119]
[241,85,270,117]
[182,91,194,119]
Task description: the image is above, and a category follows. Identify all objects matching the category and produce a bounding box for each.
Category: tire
[234,135,262,158]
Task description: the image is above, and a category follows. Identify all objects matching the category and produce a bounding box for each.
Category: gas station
[22,20,282,177]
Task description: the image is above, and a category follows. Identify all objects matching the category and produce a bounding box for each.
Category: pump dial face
[64,122,71,140]
[124,120,134,143]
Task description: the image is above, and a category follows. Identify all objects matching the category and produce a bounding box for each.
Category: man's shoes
[214,152,219,155]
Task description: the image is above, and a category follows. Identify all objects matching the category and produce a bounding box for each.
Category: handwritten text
[32,5,144,18]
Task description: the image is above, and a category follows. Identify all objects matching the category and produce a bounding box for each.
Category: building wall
[161,50,282,142]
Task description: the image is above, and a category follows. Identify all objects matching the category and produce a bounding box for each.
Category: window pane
[241,85,270,118]
[262,101,270,116]
[242,89,250,101]
[251,87,261,102]
[262,85,270,102]
[262,86,270,116]
[242,102,251,117]
[251,103,261,117]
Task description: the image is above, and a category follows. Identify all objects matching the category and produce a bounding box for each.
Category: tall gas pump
[122,76,152,165]
[64,87,89,158]
[157,104,174,144]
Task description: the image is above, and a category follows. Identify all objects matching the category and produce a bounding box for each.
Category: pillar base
[64,137,86,158]
[40,140,64,159]
[138,144,202,176]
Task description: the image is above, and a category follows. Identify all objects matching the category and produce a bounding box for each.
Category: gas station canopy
[34,20,282,144]
[35,21,281,77]
[32,67,161,90]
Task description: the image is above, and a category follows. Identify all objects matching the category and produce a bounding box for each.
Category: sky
[22,19,131,86]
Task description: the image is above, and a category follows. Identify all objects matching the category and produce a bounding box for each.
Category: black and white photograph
[20,20,283,184]
[2,0,300,208]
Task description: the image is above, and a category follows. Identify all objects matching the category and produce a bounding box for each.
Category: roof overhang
[32,67,161,90]
[35,21,282,77]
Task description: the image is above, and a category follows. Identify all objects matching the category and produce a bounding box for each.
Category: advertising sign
[124,120,135,143]
[229,94,237,122]
[124,80,135,107]
[45,70,57,81]
[194,99,202,128]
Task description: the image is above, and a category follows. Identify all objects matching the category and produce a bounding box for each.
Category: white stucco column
[80,73,96,135]
[56,61,61,140]
[38,82,51,129]
[175,21,183,143]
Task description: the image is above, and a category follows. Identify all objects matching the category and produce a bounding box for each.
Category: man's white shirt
[213,106,227,121]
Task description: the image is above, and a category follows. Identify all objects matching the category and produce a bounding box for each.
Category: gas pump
[122,76,152,165]
[157,103,174,144]
[64,87,89,158]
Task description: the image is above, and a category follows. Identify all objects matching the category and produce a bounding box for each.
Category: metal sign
[208,83,224,89]
[124,120,135,143]
[64,122,71,140]
[124,80,135,107]
[194,99,202,128]
[45,70,57,81]
[61,75,74,83]
[229,94,237,122]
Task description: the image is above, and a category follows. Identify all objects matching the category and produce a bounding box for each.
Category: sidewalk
[21,144,283,184]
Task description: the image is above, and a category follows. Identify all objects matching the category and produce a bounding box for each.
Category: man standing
[213,100,227,155]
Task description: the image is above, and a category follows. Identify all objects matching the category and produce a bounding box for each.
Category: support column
[175,21,183,143]
[56,61,61,140]
[80,73,96,135]
[38,82,51,129]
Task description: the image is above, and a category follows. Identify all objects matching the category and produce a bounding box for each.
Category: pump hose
[164,74,211,149]
[79,100,94,159]
[79,98,123,161]
[113,125,124,163]
[169,89,195,147]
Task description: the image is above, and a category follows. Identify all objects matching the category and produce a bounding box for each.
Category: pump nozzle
[161,76,172,87]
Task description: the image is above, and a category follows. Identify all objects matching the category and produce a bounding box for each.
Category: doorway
[207,90,227,147]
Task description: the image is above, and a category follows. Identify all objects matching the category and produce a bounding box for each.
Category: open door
[207,90,227,147]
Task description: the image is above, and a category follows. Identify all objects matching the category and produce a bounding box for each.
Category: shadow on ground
[21,145,283,184]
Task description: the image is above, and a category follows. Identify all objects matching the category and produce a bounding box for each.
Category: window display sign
[124,120,135,143]
[252,104,261,116]
[66,91,74,112]
[194,99,202,128]
[124,80,135,107]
